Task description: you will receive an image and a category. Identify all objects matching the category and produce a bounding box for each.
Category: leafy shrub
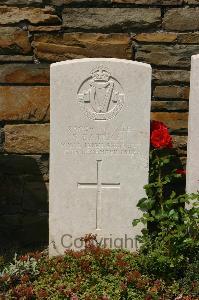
[133,121,199,281]
[0,253,44,278]
[0,235,198,299]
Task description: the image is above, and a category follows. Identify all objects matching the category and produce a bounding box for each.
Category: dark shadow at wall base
[0,154,49,256]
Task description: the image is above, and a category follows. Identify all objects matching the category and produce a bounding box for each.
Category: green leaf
[132,219,140,227]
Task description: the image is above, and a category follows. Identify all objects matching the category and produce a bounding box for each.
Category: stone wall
[0,0,197,247]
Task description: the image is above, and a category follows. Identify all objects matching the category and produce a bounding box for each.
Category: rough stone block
[0,27,31,55]
[151,101,188,112]
[62,8,161,31]
[0,55,33,62]
[152,70,190,84]
[151,112,188,133]
[0,0,42,4]
[0,64,49,84]
[133,32,177,43]
[153,86,190,99]
[51,0,110,4]
[33,33,132,62]
[112,0,183,4]
[0,86,49,122]
[0,6,61,25]
[4,124,50,154]
[172,135,187,150]
[28,25,62,32]
[136,44,199,67]
[163,8,199,31]
[177,32,199,44]
[185,0,199,3]
[0,127,4,152]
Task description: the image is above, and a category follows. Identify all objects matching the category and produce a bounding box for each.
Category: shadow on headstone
[0,154,49,256]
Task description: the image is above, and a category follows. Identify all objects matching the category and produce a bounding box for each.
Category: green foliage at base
[0,235,198,300]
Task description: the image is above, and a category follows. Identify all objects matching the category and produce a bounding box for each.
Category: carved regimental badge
[77,65,125,121]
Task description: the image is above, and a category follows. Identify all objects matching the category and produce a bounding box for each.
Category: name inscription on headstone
[60,125,146,158]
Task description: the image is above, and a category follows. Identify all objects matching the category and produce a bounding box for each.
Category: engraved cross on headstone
[77,160,120,230]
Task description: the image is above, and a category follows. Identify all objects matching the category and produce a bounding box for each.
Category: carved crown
[91,65,110,82]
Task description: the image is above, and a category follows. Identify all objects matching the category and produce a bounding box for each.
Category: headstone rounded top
[50,58,152,71]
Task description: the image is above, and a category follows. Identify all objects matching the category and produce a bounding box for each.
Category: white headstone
[49,58,151,256]
[187,54,199,193]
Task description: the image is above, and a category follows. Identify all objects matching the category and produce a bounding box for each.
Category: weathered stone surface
[153,86,190,99]
[0,0,42,4]
[28,25,62,32]
[180,156,186,166]
[0,55,33,62]
[0,27,31,54]
[112,0,183,4]
[0,86,49,121]
[0,127,4,153]
[185,0,199,3]
[163,8,199,31]
[0,6,61,25]
[33,33,132,61]
[0,64,49,84]
[153,70,190,84]
[62,8,161,31]
[51,0,110,4]
[177,32,199,44]
[172,135,187,158]
[0,154,49,178]
[151,101,188,112]
[133,32,177,43]
[136,44,199,67]
[172,135,187,149]
[4,124,49,154]
[151,112,188,132]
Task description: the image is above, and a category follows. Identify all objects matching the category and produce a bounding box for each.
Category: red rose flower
[150,120,173,149]
[176,169,186,175]
[151,120,168,132]
[151,126,173,149]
